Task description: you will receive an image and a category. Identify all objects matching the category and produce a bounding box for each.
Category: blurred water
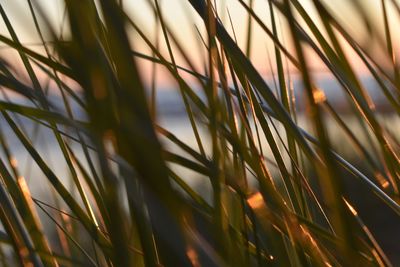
[3,111,399,199]
[1,75,399,202]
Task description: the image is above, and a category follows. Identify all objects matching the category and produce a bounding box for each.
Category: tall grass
[0,0,399,266]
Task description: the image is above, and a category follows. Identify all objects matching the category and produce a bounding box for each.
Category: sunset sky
[0,0,398,87]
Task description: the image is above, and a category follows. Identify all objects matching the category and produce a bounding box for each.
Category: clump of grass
[0,0,399,266]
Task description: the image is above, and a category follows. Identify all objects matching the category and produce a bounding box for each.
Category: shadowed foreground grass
[0,0,399,266]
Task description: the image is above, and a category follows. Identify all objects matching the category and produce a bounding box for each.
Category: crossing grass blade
[0,0,398,266]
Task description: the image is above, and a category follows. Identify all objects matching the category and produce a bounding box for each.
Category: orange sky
[0,0,398,88]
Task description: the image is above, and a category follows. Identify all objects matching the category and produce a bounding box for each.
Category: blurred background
[0,0,399,266]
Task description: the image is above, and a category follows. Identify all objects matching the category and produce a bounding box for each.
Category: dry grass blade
[0,0,398,266]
